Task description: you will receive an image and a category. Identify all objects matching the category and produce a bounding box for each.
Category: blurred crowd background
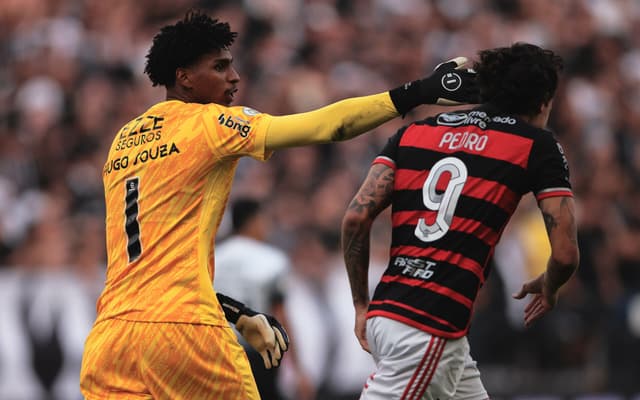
[1,0,640,399]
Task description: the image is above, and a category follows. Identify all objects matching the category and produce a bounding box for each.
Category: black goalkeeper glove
[389,56,479,115]
[217,292,290,369]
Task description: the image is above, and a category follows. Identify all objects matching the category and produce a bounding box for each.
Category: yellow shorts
[80,318,259,400]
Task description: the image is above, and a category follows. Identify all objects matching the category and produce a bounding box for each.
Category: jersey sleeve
[527,130,573,201]
[373,127,406,169]
[202,105,275,161]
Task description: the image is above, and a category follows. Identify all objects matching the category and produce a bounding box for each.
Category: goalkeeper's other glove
[389,56,479,115]
[217,292,289,369]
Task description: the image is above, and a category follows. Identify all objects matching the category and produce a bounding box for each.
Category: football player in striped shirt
[342,43,580,400]
[79,9,479,400]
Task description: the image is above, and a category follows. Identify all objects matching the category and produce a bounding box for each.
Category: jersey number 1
[124,177,142,263]
[415,157,468,242]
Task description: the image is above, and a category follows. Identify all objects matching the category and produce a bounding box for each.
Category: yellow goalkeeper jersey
[97,100,273,326]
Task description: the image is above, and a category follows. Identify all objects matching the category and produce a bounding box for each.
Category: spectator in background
[0,200,97,400]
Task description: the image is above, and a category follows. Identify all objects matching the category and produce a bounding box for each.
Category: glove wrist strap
[216,293,256,324]
[389,80,424,115]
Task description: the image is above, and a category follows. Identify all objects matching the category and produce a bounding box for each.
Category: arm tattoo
[343,224,371,306]
[542,211,557,236]
[343,165,394,306]
[560,197,578,245]
[542,197,577,244]
[544,196,579,291]
[347,166,394,215]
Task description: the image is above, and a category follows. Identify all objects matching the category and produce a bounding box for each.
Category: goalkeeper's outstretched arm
[265,57,478,149]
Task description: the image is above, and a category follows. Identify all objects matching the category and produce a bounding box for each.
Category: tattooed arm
[341,163,394,351]
[541,196,579,292]
[513,196,579,327]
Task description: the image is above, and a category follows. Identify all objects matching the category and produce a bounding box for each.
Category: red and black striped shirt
[367,107,573,338]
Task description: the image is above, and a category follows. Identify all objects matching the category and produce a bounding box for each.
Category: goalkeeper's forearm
[265,92,398,149]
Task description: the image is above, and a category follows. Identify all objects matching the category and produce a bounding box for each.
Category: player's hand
[421,57,479,105]
[236,313,289,369]
[512,272,558,328]
[354,304,370,353]
[216,292,289,368]
[389,56,479,115]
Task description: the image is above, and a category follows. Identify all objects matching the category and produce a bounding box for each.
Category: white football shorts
[360,316,488,400]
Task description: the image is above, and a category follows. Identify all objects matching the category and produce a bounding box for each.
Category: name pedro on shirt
[438,131,488,152]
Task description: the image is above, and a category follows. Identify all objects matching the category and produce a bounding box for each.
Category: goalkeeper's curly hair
[474,43,563,117]
[144,10,237,87]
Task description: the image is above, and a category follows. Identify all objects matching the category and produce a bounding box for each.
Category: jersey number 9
[415,157,468,242]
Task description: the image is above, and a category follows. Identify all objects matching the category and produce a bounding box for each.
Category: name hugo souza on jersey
[103,142,181,175]
[218,113,252,137]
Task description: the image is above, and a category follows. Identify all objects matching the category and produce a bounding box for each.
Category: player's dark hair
[474,43,563,117]
[231,198,261,232]
[144,10,237,87]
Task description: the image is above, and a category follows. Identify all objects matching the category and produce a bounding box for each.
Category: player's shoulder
[203,104,266,119]
[148,101,267,118]
[213,105,270,129]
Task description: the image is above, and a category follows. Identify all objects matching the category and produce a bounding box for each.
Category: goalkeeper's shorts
[80,318,259,400]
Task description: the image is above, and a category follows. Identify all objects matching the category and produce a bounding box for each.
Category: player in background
[215,197,313,400]
[342,43,579,400]
[79,10,479,400]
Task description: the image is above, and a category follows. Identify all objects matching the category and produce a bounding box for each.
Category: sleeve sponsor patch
[217,113,252,137]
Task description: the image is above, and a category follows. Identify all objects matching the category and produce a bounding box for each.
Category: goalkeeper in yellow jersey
[79,9,478,400]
